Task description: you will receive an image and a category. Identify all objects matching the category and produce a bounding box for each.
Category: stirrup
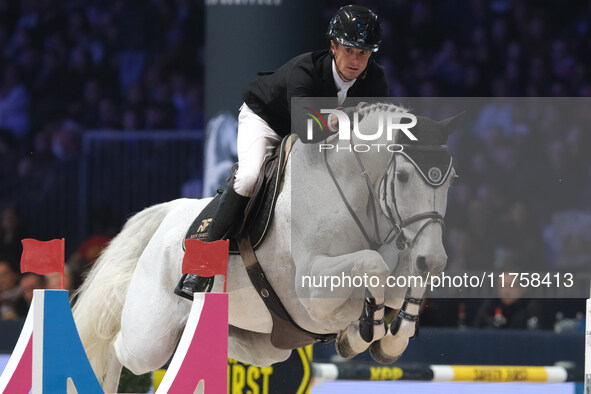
[174,274,214,301]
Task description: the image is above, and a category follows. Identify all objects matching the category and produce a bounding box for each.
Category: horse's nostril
[416,256,428,273]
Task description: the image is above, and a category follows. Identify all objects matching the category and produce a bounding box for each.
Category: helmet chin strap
[335,61,355,82]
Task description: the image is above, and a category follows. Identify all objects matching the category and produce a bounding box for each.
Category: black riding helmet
[327,5,382,52]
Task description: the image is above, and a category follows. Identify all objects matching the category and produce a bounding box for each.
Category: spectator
[51,119,82,161]
[96,97,121,129]
[0,260,21,319]
[0,129,19,183]
[473,273,548,330]
[79,79,104,128]
[14,272,46,317]
[67,204,115,277]
[0,63,30,140]
[0,205,27,272]
[115,0,161,89]
[121,108,142,131]
[445,228,478,271]
[46,264,79,292]
[497,201,546,270]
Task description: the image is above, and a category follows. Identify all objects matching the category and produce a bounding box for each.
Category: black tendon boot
[175,178,249,300]
[359,297,386,343]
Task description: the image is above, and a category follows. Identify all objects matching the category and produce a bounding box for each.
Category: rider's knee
[234,170,258,197]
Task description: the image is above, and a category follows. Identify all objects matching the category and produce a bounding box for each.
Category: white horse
[72,103,462,392]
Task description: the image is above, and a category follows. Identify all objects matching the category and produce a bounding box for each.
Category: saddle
[185,134,296,252]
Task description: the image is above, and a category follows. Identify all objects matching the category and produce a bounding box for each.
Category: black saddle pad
[185,134,296,253]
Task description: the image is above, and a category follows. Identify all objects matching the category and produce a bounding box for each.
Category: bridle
[323,136,448,251]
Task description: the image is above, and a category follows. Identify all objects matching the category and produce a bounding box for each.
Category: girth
[237,235,337,349]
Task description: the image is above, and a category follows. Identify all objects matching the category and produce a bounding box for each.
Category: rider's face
[331,41,372,82]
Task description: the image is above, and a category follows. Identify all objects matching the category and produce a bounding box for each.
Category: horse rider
[177,5,389,299]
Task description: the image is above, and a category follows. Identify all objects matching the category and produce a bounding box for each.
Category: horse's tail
[72,200,176,385]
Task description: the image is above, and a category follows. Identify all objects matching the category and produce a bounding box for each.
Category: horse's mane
[317,102,410,148]
[357,102,409,118]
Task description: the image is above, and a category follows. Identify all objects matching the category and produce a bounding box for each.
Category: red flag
[21,239,65,284]
[182,239,229,293]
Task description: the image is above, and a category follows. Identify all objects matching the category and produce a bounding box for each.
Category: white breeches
[234,103,282,197]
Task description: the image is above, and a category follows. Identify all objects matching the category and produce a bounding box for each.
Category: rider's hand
[330,114,338,130]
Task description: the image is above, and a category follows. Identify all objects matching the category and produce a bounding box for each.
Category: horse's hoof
[369,341,401,364]
[335,330,356,359]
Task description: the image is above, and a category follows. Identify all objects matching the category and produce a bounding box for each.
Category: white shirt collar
[332,60,356,106]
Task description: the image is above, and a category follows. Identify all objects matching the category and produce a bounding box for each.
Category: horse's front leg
[334,292,390,359]
[370,284,425,364]
[363,245,422,364]
[296,249,390,359]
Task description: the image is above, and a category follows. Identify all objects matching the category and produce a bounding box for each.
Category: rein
[323,137,446,251]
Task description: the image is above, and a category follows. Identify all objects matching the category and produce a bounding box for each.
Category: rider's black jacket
[242,50,389,138]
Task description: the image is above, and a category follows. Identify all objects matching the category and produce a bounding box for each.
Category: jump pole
[313,362,583,383]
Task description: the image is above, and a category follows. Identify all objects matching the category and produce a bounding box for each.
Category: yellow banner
[451,366,548,382]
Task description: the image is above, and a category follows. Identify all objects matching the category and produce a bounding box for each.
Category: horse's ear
[438,111,466,137]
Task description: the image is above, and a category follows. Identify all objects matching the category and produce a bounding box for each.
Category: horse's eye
[396,170,409,183]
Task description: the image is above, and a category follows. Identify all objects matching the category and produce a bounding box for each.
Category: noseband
[323,139,448,251]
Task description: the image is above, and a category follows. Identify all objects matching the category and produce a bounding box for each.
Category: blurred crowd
[0,0,205,319]
[2,0,591,330]
[0,0,205,188]
[345,0,591,97]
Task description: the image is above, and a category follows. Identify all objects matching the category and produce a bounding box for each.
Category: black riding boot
[175,179,249,300]
[206,179,250,241]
